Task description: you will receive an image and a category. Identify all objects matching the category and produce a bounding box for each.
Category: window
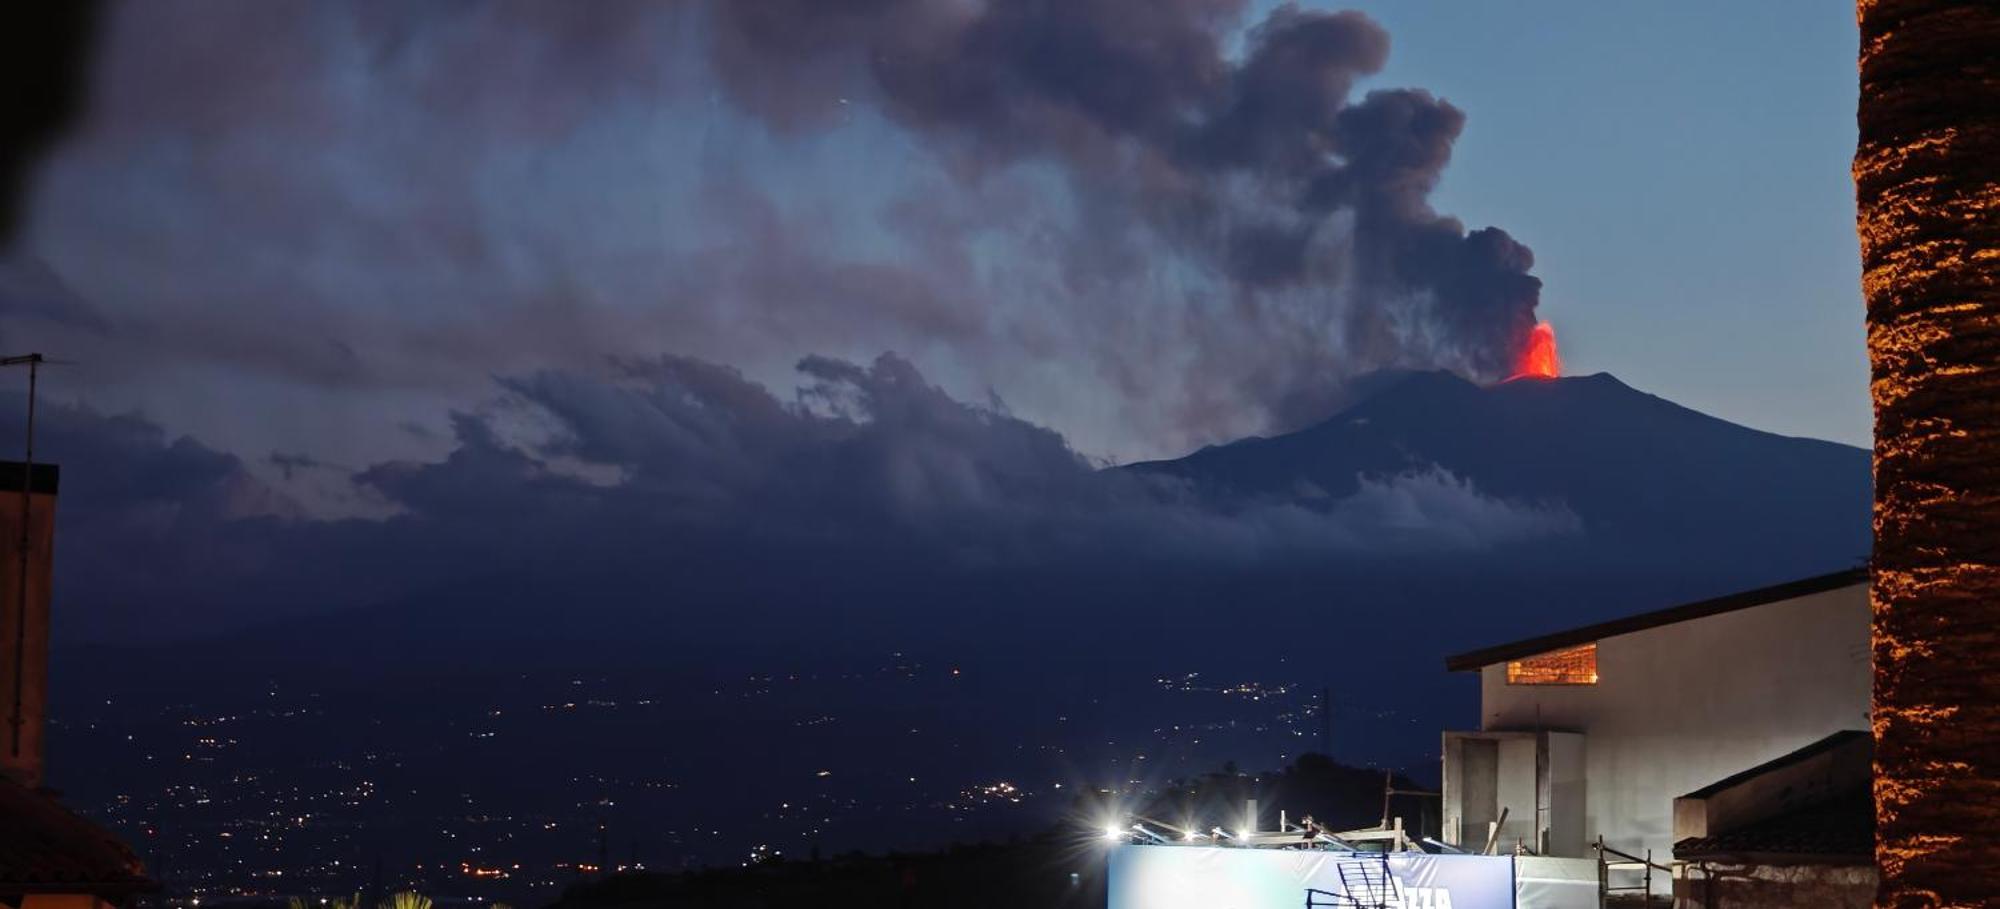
[1506,643,1597,685]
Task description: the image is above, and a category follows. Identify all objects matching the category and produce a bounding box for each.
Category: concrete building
[1438,569,1870,900]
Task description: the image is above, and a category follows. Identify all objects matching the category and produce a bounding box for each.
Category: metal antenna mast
[3,353,42,759]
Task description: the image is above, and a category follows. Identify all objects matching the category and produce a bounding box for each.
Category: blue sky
[1334,0,1868,445]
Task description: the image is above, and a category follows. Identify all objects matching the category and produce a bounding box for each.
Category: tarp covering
[1107,845,1514,909]
[1513,856,1598,909]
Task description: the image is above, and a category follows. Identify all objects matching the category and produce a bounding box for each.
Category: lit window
[1507,643,1597,685]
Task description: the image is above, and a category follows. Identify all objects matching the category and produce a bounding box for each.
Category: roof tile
[0,776,153,891]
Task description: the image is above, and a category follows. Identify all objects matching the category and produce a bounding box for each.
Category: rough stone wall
[1675,863,1876,909]
[1855,0,2000,905]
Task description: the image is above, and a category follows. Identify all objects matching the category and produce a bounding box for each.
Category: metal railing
[1592,836,1671,907]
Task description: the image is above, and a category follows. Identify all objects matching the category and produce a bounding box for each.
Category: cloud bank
[14,353,1575,641]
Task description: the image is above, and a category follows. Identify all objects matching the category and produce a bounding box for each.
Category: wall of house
[1441,730,1587,854]
[1545,731,1586,857]
[1495,736,1538,849]
[1476,583,1870,862]
[1447,736,1502,842]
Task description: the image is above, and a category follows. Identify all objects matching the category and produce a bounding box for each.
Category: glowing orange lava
[1512,322,1561,380]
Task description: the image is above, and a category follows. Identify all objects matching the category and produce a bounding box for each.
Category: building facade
[1671,730,1875,907]
[1439,570,1869,877]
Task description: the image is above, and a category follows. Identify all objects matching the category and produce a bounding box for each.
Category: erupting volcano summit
[1512,322,1561,380]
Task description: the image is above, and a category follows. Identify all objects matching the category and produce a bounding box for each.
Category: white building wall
[1476,583,1870,860]
[1495,736,1538,841]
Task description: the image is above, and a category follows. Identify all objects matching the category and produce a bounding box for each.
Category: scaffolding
[1593,836,1670,907]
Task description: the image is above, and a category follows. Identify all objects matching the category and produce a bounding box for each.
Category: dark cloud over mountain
[18,354,1581,643]
[17,348,1869,663]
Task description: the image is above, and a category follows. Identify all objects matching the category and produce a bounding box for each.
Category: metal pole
[6,353,39,760]
[1380,769,1392,828]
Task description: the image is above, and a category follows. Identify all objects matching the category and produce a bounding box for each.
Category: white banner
[1107,845,1515,909]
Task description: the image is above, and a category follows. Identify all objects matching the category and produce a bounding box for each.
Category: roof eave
[1443,567,1868,672]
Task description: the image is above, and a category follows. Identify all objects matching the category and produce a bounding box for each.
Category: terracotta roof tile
[0,776,153,892]
[1673,788,1873,861]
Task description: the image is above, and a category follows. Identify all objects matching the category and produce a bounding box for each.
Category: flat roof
[1443,567,1866,672]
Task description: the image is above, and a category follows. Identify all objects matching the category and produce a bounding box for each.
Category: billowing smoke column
[704,0,1545,425]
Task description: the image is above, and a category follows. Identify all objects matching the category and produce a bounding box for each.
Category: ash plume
[706,0,1544,426]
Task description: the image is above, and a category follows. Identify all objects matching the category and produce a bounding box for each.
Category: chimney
[0,459,57,789]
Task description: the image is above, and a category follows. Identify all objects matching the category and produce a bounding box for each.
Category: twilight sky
[1,0,1866,493]
[1338,0,1867,449]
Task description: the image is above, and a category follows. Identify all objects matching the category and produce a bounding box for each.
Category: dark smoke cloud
[709,0,1545,407]
[6,0,1541,472]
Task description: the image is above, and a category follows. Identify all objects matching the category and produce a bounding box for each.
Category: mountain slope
[1127,370,1870,563]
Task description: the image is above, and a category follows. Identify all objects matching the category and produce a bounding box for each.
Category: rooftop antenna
[3,353,43,761]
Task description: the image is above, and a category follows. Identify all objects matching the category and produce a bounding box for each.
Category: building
[1671,730,1874,907]
[0,461,156,909]
[1438,569,1870,902]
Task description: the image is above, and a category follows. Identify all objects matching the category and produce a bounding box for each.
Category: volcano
[1126,369,1870,573]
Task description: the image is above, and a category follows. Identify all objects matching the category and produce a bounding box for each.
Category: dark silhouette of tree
[1855,0,2000,904]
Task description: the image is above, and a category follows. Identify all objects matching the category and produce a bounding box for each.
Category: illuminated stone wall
[1856,0,2000,904]
[1675,863,1875,909]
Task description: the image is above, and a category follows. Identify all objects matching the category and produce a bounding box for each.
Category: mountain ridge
[1124,369,1868,555]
